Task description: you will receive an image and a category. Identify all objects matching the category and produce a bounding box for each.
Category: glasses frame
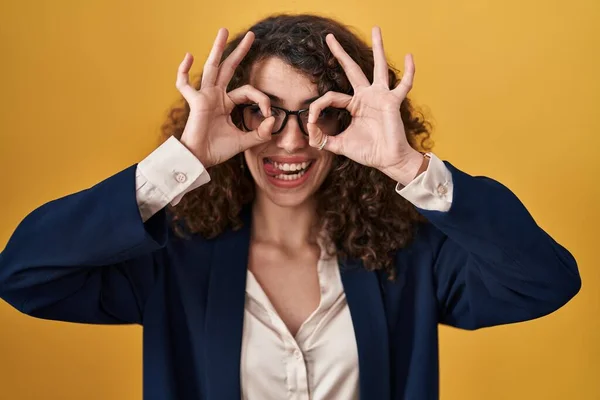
[237,104,348,137]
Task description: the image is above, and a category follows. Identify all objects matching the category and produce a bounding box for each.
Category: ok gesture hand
[307,27,424,185]
[178,29,275,168]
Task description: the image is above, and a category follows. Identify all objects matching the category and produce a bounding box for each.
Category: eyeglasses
[237,104,350,137]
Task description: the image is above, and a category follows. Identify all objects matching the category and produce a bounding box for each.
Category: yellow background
[0,0,598,399]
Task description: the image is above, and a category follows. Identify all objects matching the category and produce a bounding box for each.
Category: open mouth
[263,158,315,181]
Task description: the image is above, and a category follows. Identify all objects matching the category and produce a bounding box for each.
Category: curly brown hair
[161,14,433,278]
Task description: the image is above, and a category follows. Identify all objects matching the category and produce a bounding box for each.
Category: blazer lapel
[203,209,252,400]
[340,258,391,400]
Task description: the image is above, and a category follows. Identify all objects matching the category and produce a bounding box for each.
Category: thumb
[239,116,275,151]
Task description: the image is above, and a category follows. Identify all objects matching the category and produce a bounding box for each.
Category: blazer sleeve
[0,165,172,325]
[419,162,581,330]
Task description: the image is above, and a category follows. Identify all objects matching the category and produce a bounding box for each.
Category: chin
[262,190,314,208]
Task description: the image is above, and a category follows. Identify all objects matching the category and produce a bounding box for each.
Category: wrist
[381,151,428,186]
[179,134,212,168]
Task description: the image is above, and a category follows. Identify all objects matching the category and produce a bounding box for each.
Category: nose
[275,116,308,153]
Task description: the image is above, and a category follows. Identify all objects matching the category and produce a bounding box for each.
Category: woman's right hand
[177,28,275,168]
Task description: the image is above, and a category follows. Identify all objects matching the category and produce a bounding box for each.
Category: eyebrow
[262,91,321,107]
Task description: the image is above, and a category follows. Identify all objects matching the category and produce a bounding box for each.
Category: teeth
[272,160,311,172]
[274,169,307,181]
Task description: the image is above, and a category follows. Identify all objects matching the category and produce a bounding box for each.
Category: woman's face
[243,57,335,208]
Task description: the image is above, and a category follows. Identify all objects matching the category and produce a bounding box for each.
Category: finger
[201,28,229,88]
[325,34,371,89]
[307,91,352,124]
[392,54,415,99]
[227,85,271,117]
[239,116,275,150]
[372,27,389,87]
[176,53,198,101]
[215,31,255,88]
[307,122,343,155]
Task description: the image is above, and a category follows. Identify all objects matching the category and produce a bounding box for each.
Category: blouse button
[294,349,302,360]
[436,183,448,197]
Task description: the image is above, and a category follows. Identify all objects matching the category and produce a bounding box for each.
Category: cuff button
[174,172,187,183]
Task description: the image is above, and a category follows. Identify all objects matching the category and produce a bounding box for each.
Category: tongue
[263,162,280,175]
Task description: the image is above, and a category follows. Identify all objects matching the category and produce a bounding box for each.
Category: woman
[0,13,580,400]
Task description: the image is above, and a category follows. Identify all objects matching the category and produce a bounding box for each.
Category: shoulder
[396,221,447,262]
[386,220,451,285]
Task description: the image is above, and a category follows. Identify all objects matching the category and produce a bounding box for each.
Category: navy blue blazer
[0,161,580,399]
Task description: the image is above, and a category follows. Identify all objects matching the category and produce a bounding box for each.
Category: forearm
[399,159,580,328]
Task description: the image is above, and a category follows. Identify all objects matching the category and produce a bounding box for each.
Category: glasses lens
[242,105,285,132]
[300,108,348,136]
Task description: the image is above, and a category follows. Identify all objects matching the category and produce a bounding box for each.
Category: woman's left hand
[307,27,425,186]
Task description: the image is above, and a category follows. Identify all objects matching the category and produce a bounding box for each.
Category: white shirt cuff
[395,152,453,212]
[135,136,211,222]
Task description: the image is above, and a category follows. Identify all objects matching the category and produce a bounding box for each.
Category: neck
[251,192,320,249]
